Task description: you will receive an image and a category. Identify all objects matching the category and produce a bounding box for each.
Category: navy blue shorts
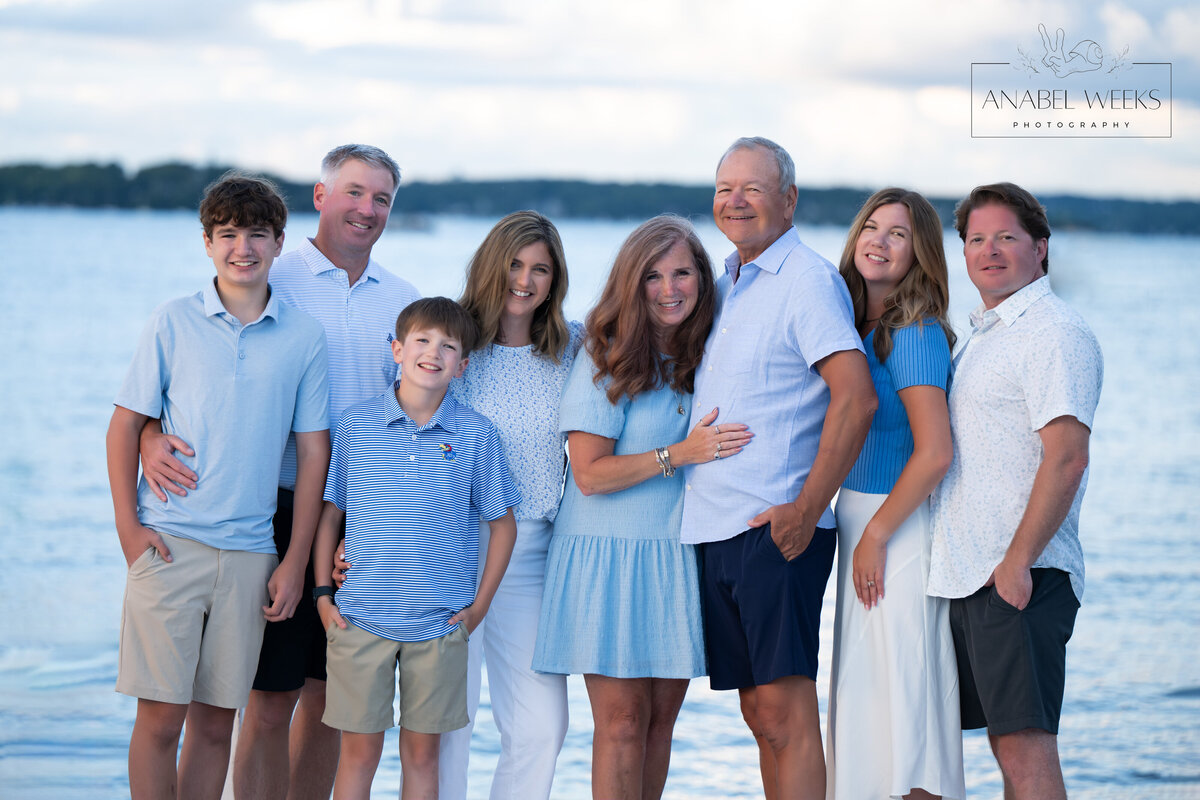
[949,568,1080,735]
[251,489,328,692]
[699,524,836,690]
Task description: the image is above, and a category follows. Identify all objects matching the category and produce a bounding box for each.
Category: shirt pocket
[710,323,762,377]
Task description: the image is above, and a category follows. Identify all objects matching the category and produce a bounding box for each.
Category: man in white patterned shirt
[929,182,1103,800]
[139,145,420,800]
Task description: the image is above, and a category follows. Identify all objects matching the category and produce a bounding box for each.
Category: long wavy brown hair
[586,215,716,404]
[838,188,956,362]
[458,210,571,362]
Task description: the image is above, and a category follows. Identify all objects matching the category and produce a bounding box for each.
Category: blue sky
[1,0,1196,199]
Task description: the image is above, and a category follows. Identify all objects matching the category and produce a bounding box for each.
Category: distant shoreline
[2,161,1195,235]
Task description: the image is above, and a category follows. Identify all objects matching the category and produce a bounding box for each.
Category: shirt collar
[299,237,381,284]
[202,277,280,323]
[969,275,1051,331]
[722,226,800,280]
[382,384,460,433]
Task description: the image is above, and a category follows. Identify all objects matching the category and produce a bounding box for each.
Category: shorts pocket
[127,546,158,575]
[987,586,1021,614]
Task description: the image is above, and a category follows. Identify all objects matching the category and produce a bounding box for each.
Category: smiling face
[313,158,396,259]
[854,202,915,297]
[713,146,797,265]
[963,202,1047,309]
[643,240,701,336]
[204,223,283,292]
[392,326,468,393]
[503,240,555,327]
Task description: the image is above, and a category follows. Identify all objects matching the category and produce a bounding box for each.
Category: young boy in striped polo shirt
[312,297,520,798]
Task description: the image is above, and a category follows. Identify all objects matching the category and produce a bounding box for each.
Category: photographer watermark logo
[971,24,1171,138]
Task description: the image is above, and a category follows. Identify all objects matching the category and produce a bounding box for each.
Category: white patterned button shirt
[928,277,1103,602]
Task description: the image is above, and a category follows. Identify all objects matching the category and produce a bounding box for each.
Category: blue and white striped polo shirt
[270,237,420,489]
[325,387,521,642]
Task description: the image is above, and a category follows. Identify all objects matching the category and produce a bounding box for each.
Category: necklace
[674,391,685,415]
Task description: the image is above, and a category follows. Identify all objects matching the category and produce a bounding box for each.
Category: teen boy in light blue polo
[313,297,520,798]
[106,173,330,800]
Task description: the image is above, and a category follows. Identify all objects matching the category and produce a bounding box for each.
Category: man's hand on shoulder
[748,500,818,561]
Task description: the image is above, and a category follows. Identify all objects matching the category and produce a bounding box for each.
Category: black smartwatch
[312,586,335,606]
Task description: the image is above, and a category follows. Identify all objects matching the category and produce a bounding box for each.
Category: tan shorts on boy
[116,532,276,708]
[323,620,469,734]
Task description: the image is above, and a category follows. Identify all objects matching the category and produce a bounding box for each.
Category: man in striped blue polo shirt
[313,297,520,798]
[139,145,421,799]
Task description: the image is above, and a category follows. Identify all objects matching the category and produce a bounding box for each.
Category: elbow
[929,444,954,482]
[571,473,601,497]
[856,389,879,431]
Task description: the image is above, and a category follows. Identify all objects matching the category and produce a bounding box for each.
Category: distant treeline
[1,161,1195,235]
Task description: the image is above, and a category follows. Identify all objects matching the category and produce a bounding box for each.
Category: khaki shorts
[323,621,469,734]
[116,532,276,708]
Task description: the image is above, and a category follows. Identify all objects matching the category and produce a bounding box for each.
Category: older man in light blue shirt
[681,138,876,800]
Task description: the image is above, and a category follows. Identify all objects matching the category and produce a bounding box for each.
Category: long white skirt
[826,489,965,800]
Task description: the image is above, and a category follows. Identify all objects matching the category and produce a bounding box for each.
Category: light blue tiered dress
[532,356,706,679]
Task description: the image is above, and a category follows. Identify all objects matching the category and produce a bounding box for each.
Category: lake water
[0,207,1196,798]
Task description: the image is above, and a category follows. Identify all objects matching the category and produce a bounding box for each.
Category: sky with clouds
[1,0,1197,200]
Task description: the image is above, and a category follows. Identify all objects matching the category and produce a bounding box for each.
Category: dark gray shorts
[949,568,1080,735]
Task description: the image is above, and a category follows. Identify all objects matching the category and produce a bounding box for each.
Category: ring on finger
[715,424,721,435]
[714,449,721,460]
[867,580,876,587]
[716,442,723,453]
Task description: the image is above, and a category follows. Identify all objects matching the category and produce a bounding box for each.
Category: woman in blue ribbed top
[825,189,966,800]
[533,215,752,800]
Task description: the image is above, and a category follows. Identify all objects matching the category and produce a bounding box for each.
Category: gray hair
[717,137,795,196]
[320,144,402,194]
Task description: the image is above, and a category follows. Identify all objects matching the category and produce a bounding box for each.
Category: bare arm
[449,509,517,634]
[990,415,1090,609]
[107,406,173,566]
[748,349,877,559]
[262,429,330,623]
[313,500,347,630]
[569,407,753,496]
[852,384,953,608]
[138,418,197,501]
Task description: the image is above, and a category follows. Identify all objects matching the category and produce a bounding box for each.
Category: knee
[186,705,236,745]
[595,703,649,747]
[136,703,188,747]
[739,694,764,739]
[246,689,301,729]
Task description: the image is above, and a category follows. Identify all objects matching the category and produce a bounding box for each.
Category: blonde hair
[458,211,571,362]
[838,188,956,361]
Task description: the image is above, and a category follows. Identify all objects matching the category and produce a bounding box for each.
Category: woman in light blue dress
[825,188,965,800]
[533,215,752,800]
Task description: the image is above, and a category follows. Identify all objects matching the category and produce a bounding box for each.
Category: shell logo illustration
[1038,24,1103,78]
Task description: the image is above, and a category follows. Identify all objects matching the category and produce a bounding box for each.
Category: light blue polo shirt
[270,237,421,489]
[325,387,521,643]
[680,227,863,545]
[115,279,329,553]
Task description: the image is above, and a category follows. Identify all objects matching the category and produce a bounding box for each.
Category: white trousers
[435,518,569,800]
